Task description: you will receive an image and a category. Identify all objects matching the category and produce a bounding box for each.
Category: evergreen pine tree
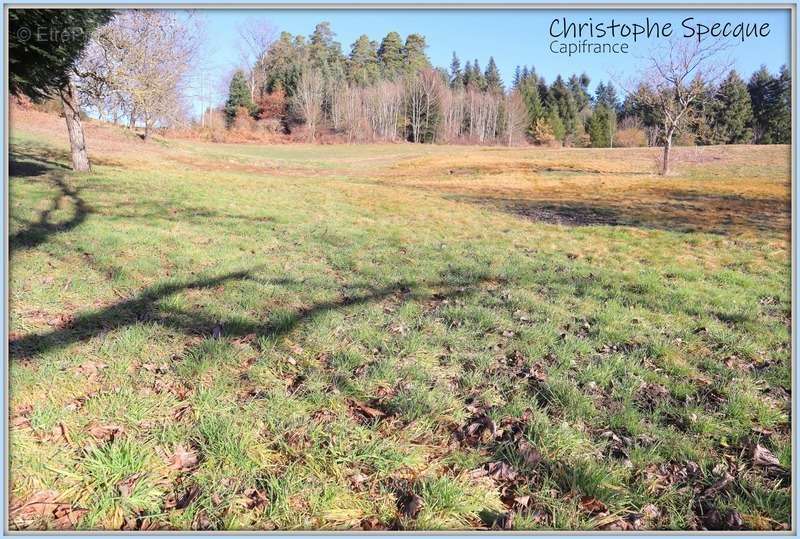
[472,59,485,90]
[550,76,579,136]
[449,52,463,88]
[9,8,114,171]
[568,73,591,111]
[546,105,566,143]
[519,75,544,127]
[712,70,753,144]
[377,31,405,79]
[770,65,791,144]
[513,66,521,89]
[595,81,621,114]
[586,105,614,147]
[403,34,431,75]
[484,56,503,93]
[347,34,380,86]
[748,66,777,143]
[308,22,345,80]
[463,60,473,88]
[225,69,256,126]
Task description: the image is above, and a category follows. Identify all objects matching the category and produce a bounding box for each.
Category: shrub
[257,88,286,121]
[530,118,556,145]
[256,118,283,134]
[231,107,256,132]
[614,127,648,147]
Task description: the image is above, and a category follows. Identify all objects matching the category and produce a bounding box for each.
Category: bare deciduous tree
[237,18,276,100]
[76,10,199,139]
[406,69,444,143]
[439,87,466,143]
[466,88,500,143]
[364,81,403,142]
[635,38,730,174]
[292,69,324,141]
[503,91,528,146]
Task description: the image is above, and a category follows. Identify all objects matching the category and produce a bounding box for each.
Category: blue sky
[189,8,791,110]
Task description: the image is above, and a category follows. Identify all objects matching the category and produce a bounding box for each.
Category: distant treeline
[222,21,791,146]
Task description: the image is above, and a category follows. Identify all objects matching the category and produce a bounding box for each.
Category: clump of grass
[79,439,168,528]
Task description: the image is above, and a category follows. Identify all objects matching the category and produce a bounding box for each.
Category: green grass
[8,122,791,531]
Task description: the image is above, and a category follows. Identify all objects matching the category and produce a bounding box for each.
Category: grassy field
[8,110,792,531]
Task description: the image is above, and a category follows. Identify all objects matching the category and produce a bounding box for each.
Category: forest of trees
[220,21,792,149]
[9,10,793,173]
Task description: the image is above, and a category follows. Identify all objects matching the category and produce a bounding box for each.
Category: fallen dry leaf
[172,403,192,422]
[703,472,734,497]
[458,413,497,445]
[700,506,744,530]
[72,361,107,381]
[580,495,607,515]
[88,423,125,443]
[752,444,782,468]
[513,495,530,508]
[118,472,144,498]
[169,444,199,471]
[518,440,541,467]
[470,461,518,482]
[165,484,200,510]
[242,488,268,510]
[10,490,87,530]
[348,399,386,421]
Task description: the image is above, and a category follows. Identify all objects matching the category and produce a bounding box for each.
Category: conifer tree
[403,34,431,75]
[308,22,345,80]
[377,31,405,79]
[471,59,485,90]
[484,56,502,93]
[546,106,566,143]
[512,66,521,89]
[225,69,256,126]
[568,73,591,111]
[549,76,579,136]
[10,8,114,171]
[347,34,380,86]
[449,52,463,89]
[712,70,753,144]
[594,81,620,114]
[463,60,474,88]
[586,105,614,147]
[771,65,791,144]
[747,65,790,144]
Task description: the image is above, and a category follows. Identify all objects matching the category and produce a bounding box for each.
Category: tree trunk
[59,81,91,173]
[661,133,672,175]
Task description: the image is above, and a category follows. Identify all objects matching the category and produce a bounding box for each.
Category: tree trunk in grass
[661,127,674,175]
[59,80,91,172]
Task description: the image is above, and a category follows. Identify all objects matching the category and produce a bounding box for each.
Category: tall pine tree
[377,31,405,79]
[484,56,502,93]
[449,52,463,88]
[225,69,256,126]
[712,70,753,144]
[403,34,431,75]
[347,34,380,86]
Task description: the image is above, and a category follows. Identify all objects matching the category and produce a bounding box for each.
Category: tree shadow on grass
[9,148,91,252]
[452,190,790,236]
[9,267,488,359]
